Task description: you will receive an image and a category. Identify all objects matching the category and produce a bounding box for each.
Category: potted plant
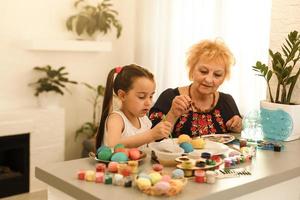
[66,0,122,40]
[75,82,105,157]
[252,30,300,141]
[29,65,77,108]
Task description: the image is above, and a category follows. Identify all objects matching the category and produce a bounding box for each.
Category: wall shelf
[25,40,112,52]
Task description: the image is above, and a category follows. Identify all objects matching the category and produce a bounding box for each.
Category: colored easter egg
[138,173,151,180]
[154,181,170,193]
[96,145,111,154]
[114,148,129,157]
[97,149,112,161]
[136,177,152,190]
[114,143,125,151]
[191,138,205,149]
[178,134,191,144]
[161,175,171,182]
[108,161,118,173]
[179,142,194,153]
[111,152,128,162]
[152,163,163,172]
[172,169,184,179]
[149,172,162,185]
[128,148,141,160]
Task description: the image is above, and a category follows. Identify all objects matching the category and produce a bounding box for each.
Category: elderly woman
[149,39,242,138]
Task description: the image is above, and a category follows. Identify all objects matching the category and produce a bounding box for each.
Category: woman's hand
[226,115,242,132]
[168,95,191,119]
[151,121,172,141]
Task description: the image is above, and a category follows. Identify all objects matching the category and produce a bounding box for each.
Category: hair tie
[115,66,123,74]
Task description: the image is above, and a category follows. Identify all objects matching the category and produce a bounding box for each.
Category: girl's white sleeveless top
[103,110,152,149]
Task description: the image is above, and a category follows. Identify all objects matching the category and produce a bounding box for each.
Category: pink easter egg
[129,148,141,160]
[161,175,171,182]
[108,162,118,173]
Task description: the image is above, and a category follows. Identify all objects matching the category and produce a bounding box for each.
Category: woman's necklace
[188,84,215,113]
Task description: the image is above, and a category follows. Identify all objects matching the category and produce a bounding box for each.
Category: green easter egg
[97,148,112,161]
[114,143,125,151]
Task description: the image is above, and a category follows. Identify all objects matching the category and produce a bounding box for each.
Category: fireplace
[0,133,29,198]
[0,108,65,198]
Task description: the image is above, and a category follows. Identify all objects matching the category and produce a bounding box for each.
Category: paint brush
[162,114,176,146]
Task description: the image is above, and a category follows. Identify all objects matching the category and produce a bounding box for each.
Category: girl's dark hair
[95,64,154,149]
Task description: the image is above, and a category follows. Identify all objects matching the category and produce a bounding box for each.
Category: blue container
[260,107,293,141]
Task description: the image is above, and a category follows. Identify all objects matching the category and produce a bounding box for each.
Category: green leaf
[82,82,96,91]
[282,45,289,57]
[97,85,105,96]
[74,0,84,8]
[66,0,122,39]
[30,65,77,96]
[66,16,76,31]
[86,18,97,36]
[267,70,273,81]
[76,15,89,35]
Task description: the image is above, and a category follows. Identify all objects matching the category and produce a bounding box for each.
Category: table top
[35,139,300,200]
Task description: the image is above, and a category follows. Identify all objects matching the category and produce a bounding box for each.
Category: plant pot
[260,100,300,141]
[38,92,61,109]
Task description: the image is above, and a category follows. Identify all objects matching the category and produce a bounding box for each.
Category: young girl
[95,64,172,149]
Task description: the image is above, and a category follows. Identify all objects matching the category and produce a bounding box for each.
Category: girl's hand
[169,95,191,118]
[226,115,242,132]
[151,121,172,141]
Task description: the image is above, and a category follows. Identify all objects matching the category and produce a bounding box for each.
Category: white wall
[269,0,300,104]
[1,0,299,160]
[0,0,136,160]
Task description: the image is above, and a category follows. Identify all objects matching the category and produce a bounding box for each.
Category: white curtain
[135,0,272,115]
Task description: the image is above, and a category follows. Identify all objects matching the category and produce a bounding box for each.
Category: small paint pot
[77,170,85,180]
[196,161,206,168]
[239,138,247,148]
[182,160,194,169]
[273,144,282,152]
[201,152,211,159]
[183,169,194,177]
[224,158,232,168]
[194,169,206,183]
[206,171,216,184]
[96,163,106,173]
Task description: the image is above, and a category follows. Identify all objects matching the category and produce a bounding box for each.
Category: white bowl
[149,139,184,166]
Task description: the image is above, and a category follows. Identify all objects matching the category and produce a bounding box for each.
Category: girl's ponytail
[95,68,116,149]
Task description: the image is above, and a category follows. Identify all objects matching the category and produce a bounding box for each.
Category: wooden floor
[0,187,74,200]
[0,190,47,200]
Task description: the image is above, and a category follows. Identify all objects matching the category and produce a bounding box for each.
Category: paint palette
[201,134,235,144]
[175,156,223,171]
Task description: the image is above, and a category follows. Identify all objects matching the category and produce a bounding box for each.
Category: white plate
[191,140,230,156]
[150,138,230,157]
[149,138,183,153]
[201,134,235,144]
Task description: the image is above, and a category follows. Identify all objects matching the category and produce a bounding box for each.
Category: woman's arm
[165,95,191,125]
[149,89,176,127]
[222,93,242,132]
[149,88,190,127]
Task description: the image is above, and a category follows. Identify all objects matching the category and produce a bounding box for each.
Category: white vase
[38,92,61,109]
[260,100,300,141]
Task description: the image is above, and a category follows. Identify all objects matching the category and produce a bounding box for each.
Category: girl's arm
[106,113,171,148]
